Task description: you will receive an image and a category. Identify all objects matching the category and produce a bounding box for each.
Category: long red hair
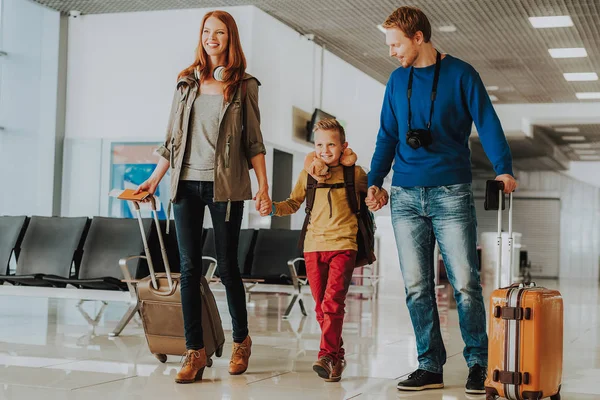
[178,11,247,102]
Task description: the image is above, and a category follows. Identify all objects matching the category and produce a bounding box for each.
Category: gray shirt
[180,93,224,182]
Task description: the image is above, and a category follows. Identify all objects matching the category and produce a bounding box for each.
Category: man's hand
[495,174,518,194]
[366,185,389,211]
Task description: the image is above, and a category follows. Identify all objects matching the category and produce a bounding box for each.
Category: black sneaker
[466,364,487,394]
[397,369,444,391]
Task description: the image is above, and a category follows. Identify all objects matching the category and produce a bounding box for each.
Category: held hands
[254,187,272,217]
[365,185,389,212]
[495,174,518,194]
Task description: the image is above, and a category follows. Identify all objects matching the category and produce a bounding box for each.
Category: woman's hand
[134,177,159,202]
[133,158,169,201]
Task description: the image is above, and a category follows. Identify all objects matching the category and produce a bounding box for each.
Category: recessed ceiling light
[554,127,580,133]
[562,135,586,141]
[529,16,573,28]
[570,143,593,149]
[486,86,499,91]
[377,24,386,33]
[564,72,598,81]
[489,95,499,102]
[579,155,600,161]
[438,25,457,33]
[548,48,588,58]
[574,149,597,155]
[576,92,600,100]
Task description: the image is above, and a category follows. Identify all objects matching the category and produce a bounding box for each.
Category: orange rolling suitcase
[484,181,563,400]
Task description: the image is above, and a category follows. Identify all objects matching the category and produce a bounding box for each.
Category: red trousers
[304,250,357,363]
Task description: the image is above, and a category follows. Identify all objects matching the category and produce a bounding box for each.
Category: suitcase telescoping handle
[485,180,513,289]
[131,198,174,291]
[497,184,514,289]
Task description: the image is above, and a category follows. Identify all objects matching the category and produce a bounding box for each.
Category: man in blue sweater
[366,6,517,394]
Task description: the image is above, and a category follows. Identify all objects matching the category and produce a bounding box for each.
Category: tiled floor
[1,226,599,399]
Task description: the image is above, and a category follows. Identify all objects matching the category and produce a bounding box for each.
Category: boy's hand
[366,186,388,211]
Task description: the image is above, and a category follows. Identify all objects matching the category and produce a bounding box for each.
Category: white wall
[565,162,600,189]
[474,171,600,280]
[65,6,253,142]
[61,5,386,224]
[0,0,60,216]
[524,171,600,281]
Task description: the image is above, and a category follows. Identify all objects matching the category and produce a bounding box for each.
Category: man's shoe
[328,358,346,382]
[229,335,252,375]
[175,349,207,383]
[466,364,487,394]
[397,369,444,391]
[312,356,335,381]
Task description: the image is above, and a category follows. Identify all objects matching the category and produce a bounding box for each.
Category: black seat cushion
[0,216,29,279]
[0,216,88,287]
[249,229,303,283]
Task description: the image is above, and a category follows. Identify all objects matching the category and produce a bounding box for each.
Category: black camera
[406,129,433,149]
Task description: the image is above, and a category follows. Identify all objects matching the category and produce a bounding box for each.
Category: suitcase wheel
[550,391,560,400]
[523,395,541,400]
[485,387,498,400]
[155,353,167,363]
[207,358,213,368]
[216,345,224,358]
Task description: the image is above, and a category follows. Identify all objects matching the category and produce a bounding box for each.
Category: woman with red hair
[136,10,270,383]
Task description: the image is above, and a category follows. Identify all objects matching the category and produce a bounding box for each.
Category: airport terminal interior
[1,0,600,399]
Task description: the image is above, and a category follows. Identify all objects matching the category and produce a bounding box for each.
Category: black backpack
[299,165,376,267]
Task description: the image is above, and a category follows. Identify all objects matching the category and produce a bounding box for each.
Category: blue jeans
[390,183,487,374]
[173,181,248,350]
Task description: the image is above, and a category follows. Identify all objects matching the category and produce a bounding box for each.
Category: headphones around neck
[194,66,226,82]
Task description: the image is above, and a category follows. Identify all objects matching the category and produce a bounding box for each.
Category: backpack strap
[343,165,359,215]
[298,174,318,250]
[316,182,345,189]
[343,165,372,261]
[305,174,318,214]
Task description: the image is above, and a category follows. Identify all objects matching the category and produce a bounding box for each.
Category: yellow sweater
[273,165,368,252]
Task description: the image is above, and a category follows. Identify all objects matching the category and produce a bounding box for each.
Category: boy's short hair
[382,6,432,43]
[313,118,346,143]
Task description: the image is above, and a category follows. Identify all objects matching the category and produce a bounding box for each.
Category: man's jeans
[390,183,487,374]
[173,181,248,350]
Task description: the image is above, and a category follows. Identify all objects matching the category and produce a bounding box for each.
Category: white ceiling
[32,0,600,105]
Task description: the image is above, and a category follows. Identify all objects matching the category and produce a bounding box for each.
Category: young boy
[264,118,368,382]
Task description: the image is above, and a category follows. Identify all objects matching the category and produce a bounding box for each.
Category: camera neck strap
[407,50,442,131]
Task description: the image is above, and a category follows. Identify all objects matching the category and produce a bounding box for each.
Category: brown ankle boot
[330,358,346,382]
[229,336,252,375]
[312,356,334,381]
[175,349,207,384]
